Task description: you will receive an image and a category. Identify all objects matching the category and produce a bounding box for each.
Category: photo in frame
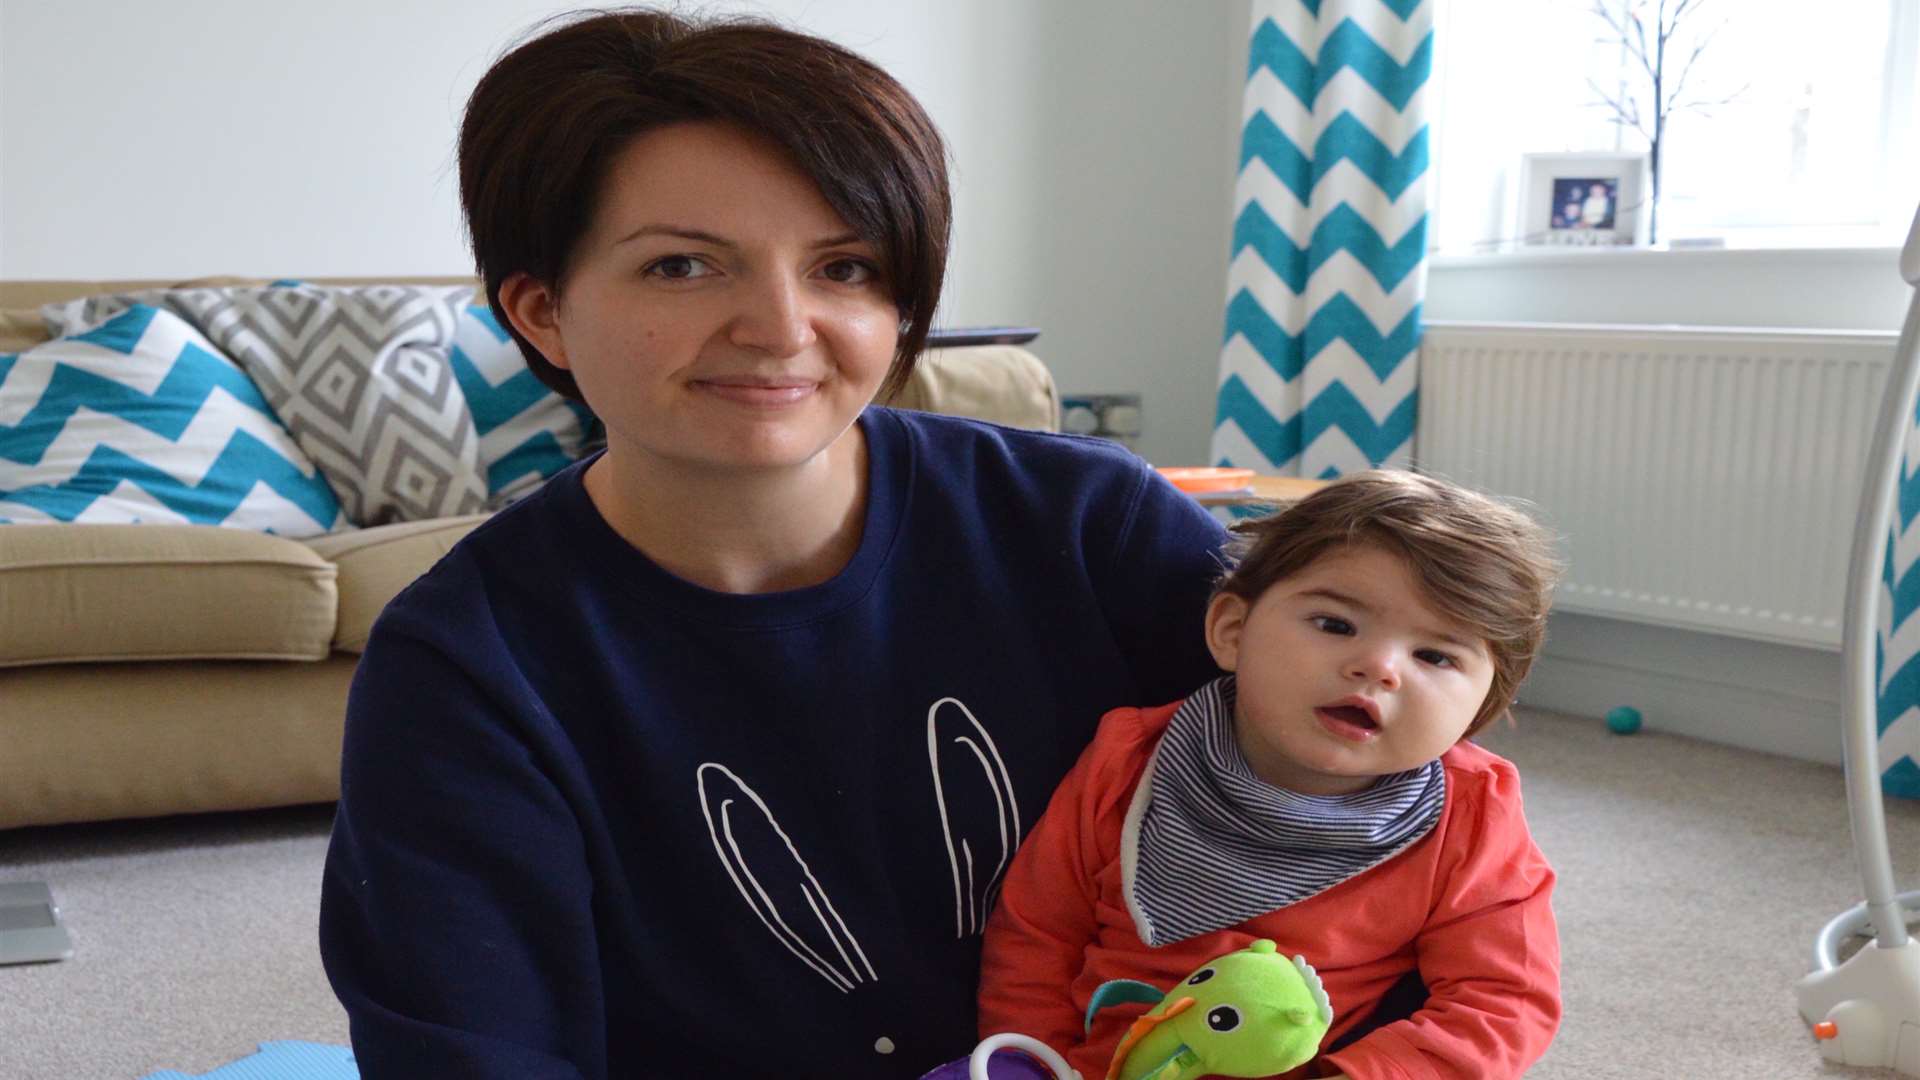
[1516,151,1652,248]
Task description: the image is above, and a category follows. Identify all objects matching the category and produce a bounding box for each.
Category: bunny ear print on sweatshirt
[926,697,1022,938]
[697,762,878,992]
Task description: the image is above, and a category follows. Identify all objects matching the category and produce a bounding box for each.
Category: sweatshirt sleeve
[977,714,1128,1053]
[1093,461,1229,708]
[319,613,601,1080]
[1320,761,1561,1080]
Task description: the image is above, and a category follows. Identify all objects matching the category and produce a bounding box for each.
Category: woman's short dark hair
[457,8,952,402]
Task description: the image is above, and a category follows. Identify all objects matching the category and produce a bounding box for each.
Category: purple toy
[918,1048,1057,1080]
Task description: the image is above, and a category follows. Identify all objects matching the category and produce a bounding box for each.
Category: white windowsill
[1429,245,1901,271]
[1421,318,1898,342]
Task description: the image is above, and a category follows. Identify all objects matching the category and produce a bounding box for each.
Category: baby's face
[1205,544,1494,795]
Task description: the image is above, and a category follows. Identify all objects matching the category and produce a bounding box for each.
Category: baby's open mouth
[1317,704,1380,732]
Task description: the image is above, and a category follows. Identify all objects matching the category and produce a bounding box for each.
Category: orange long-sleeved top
[977,700,1559,1080]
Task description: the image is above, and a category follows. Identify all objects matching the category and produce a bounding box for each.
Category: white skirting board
[1520,611,1843,766]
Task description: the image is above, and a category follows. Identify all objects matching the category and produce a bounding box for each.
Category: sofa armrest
[881,344,1059,432]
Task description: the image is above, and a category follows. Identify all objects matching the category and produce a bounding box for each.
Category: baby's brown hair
[1215,470,1563,737]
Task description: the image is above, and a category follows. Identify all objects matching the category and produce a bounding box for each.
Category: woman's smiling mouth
[691,378,820,406]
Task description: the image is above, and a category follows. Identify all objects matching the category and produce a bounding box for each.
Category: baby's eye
[1310,615,1354,636]
[1415,648,1457,668]
[644,255,715,281]
[819,258,879,285]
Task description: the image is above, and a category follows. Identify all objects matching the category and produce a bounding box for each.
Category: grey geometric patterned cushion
[44,285,488,527]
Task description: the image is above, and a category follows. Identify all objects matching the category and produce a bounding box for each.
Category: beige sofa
[0,278,1060,830]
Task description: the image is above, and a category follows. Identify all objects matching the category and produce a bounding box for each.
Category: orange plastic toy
[1155,467,1255,494]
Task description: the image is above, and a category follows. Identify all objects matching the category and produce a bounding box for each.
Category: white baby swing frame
[1793,203,1920,1073]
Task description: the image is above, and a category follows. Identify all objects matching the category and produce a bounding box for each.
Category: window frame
[1428,0,1920,259]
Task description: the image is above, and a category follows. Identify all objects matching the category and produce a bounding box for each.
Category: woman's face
[506,121,900,477]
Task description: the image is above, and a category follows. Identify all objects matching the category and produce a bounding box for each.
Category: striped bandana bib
[1123,676,1446,946]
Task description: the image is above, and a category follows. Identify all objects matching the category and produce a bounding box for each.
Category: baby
[977,469,1563,1079]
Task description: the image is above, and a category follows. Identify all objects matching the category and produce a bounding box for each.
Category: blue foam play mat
[139,1041,357,1080]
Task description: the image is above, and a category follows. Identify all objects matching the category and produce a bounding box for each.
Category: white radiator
[1415,321,1898,650]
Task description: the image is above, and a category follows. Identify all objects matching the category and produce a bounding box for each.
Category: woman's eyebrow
[614,224,734,248]
[612,225,867,250]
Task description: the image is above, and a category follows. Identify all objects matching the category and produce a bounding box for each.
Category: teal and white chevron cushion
[45,284,489,527]
[451,300,599,508]
[0,305,344,536]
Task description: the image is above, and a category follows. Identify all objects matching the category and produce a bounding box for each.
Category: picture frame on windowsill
[1516,151,1652,248]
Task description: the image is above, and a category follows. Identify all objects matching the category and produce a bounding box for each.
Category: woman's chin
[668,428,860,476]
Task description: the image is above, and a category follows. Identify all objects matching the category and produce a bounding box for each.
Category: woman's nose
[727,272,817,357]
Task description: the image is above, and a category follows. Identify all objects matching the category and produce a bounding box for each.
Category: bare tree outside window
[1585,0,1748,244]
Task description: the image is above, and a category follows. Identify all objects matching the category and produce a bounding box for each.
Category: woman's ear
[1204,592,1248,673]
[496,272,570,371]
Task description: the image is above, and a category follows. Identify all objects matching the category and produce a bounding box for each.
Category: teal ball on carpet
[1605,706,1643,735]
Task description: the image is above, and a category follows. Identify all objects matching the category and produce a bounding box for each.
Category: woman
[318,10,1226,1078]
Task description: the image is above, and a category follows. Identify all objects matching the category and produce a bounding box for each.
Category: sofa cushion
[449,300,599,509]
[0,523,338,667]
[43,284,489,527]
[305,514,489,653]
[0,305,346,536]
[882,345,1059,432]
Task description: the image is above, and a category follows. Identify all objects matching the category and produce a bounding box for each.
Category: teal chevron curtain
[1211,0,1430,479]
[1877,404,1920,797]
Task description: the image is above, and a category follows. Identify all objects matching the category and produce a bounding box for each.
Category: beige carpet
[1,708,1916,1079]
[1477,711,1915,1079]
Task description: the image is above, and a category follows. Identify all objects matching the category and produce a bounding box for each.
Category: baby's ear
[1203,592,1249,672]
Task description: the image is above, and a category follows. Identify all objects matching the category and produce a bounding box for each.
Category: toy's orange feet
[1814,1021,1839,1040]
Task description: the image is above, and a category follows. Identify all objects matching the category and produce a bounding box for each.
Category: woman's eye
[820,258,878,285]
[1311,616,1354,636]
[646,255,712,280]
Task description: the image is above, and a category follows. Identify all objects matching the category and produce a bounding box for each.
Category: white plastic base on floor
[1797,939,1920,1073]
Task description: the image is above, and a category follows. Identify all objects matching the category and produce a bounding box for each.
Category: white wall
[5,0,1901,463]
[6,2,1876,762]
[0,0,7,267]
[0,0,1248,467]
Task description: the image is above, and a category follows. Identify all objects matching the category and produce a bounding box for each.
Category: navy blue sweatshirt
[319,407,1227,1079]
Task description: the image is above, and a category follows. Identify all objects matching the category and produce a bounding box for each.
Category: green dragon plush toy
[945,939,1334,1080]
[1084,939,1333,1080]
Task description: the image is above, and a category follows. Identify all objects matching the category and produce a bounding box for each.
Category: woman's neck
[582,426,870,595]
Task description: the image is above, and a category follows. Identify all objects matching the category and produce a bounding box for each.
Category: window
[1429,0,1920,253]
